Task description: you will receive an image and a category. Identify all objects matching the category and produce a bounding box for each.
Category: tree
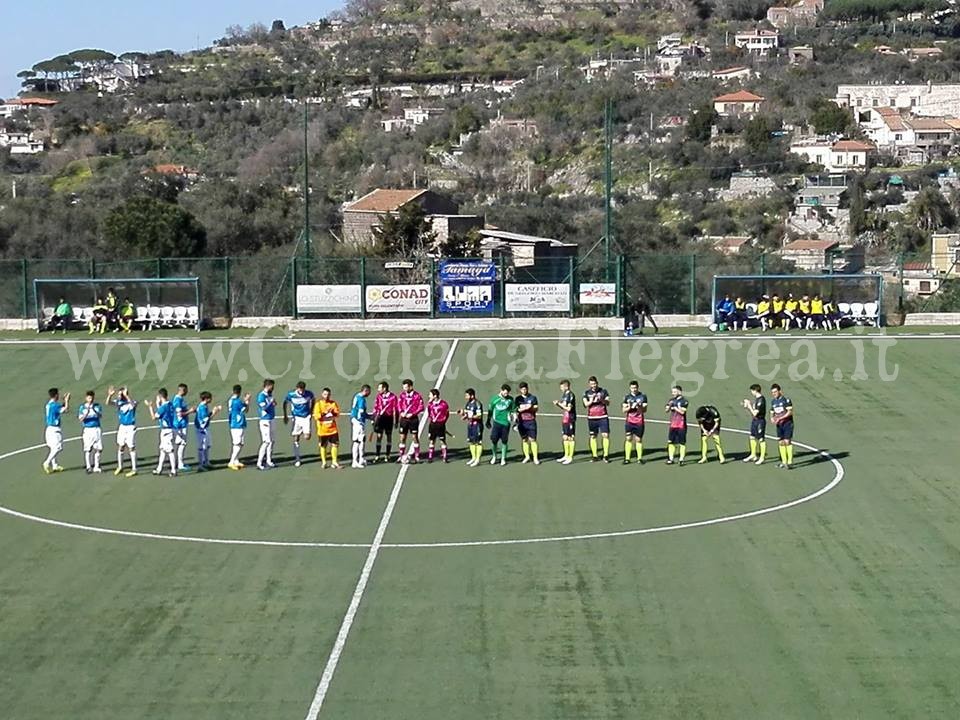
[743,115,776,154]
[372,203,436,256]
[103,196,207,257]
[909,187,955,234]
[810,99,852,135]
[686,103,717,144]
[848,175,867,239]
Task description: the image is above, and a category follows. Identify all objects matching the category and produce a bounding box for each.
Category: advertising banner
[505,283,571,312]
[365,284,431,313]
[296,285,362,314]
[579,282,617,305]
[439,284,495,313]
[438,260,497,284]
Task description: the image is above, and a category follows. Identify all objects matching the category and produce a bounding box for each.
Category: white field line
[0,333,957,346]
[302,338,461,720]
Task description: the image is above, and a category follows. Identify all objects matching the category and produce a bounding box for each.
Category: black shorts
[562,421,576,436]
[490,422,510,445]
[374,415,395,434]
[750,418,767,439]
[467,422,483,443]
[319,433,339,446]
[776,420,794,440]
[700,421,720,435]
[668,427,687,444]
[587,417,610,436]
[625,422,645,438]
[399,416,419,435]
[518,420,538,440]
[428,422,447,441]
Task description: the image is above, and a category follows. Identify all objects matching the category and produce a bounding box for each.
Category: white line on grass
[302,338,461,720]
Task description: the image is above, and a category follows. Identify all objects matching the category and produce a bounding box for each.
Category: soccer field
[0,330,958,719]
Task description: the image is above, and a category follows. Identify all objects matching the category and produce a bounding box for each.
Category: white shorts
[82,427,103,452]
[351,419,366,443]
[45,426,63,452]
[173,428,188,447]
[230,428,245,446]
[291,416,312,438]
[159,428,175,453]
[259,420,275,445]
[196,427,211,452]
[117,424,136,449]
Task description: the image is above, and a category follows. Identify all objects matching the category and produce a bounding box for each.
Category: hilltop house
[0,130,44,154]
[734,29,781,57]
[857,107,958,162]
[766,0,823,27]
[932,232,960,275]
[341,188,482,248]
[835,84,960,117]
[714,90,765,116]
[382,106,444,133]
[712,66,753,83]
[779,239,840,271]
[789,138,875,173]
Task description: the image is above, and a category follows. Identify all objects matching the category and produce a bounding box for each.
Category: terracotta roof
[344,188,428,213]
[876,107,907,131]
[944,119,960,130]
[714,90,765,103]
[149,163,199,175]
[831,140,875,151]
[782,239,840,251]
[905,117,954,131]
[16,97,59,107]
[903,261,933,271]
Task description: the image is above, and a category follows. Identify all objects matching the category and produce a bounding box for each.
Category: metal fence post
[430,258,437,319]
[499,255,506,319]
[569,256,575,318]
[689,254,696,315]
[155,258,162,278]
[90,257,96,279]
[898,252,905,311]
[224,257,232,319]
[291,257,298,319]
[760,252,766,276]
[360,256,367,319]
[21,259,28,319]
[615,255,624,318]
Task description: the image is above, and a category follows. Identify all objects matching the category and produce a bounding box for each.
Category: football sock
[700,436,708,460]
[522,443,530,461]
[176,445,186,469]
[230,445,241,465]
[786,444,794,464]
[413,443,420,461]
[293,442,301,462]
[758,441,766,461]
[602,437,610,458]
[375,438,382,456]
[386,435,392,457]
[530,441,538,462]
[715,437,725,462]
[129,451,137,471]
[624,441,633,461]
[117,449,124,470]
[668,443,675,461]
[636,442,643,460]
[500,444,507,462]
[590,437,598,457]
[319,446,327,465]
[678,445,686,462]
[257,444,267,467]
[779,445,787,463]
[441,445,447,461]
[398,443,406,458]
[93,451,101,471]
[44,449,56,468]
[428,445,435,461]
[331,446,338,465]
[749,438,757,457]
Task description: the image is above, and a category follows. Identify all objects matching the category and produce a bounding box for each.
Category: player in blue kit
[741,384,767,465]
[516,382,540,465]
[256,379,277,471]
[227,385,251,471]
[553,380,576,465]
[283,381,315,468]
[42,388,70,474]
[171,384,194,473]
[194,392,222,471]
[460,389,484,467]
[106,386,138,477]
[622,381,648,464]
[77,390,104,474]
[350,384,372,469]
[147,388,177,477]
[770,383,795,469]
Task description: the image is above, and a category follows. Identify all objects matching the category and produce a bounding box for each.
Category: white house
[714,90,765,116]
[712,66,753,82]
[836,83,960,117]
[857,107,957,161]
[734,29,781,56]
[381,106,443,133]
[0,130,44,154]
[790,139,875,173]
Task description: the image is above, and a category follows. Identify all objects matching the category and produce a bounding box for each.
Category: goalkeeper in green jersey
[485,384,515,467]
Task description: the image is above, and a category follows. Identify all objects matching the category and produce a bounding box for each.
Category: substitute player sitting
[283,381,315,468]
[695,404,726,464]
[622,380,648,464]
[516,382,540,465]
[88,297,109,335]
[118,298,136,333]
[426,388,450,463]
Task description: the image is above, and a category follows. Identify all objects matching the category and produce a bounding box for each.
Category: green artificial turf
[0,335,958,719]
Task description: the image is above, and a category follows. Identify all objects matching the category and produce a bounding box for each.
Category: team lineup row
[40,378,797,476]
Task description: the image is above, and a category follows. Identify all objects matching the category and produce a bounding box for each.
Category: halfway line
[301,338,460,720]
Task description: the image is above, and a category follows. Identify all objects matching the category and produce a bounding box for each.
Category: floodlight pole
[303,101,311,262]
[604,98,614,282]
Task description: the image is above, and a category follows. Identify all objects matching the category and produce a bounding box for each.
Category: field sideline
[0,332,957,719]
